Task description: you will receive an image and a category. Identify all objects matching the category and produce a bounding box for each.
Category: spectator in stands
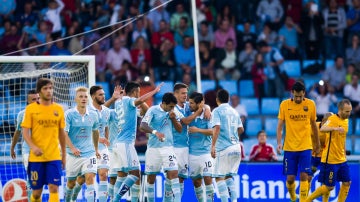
[32,20,50,45]
[0,20,12,38]
[309,82,338,120]
[0,23,20,55]
[322,0,347,59]
[151,20,174,50]
[86,42,107,82]
[152,39,176,81]
[106,37,132,83]
[258,40,285,98]
[83,22,111,51]
[215,38,241,80]
[322,56,346,93]
[345,35,360,66]
[137,61,155,83]
[346,63,356,83]
[15,1,37,28]
[251,53,267,99]
[48,36,71,56]
[182,73,196,95]
[197,1,214,24]
[170,2,191,31]
[67,27,84,55]
[112,60,132,86]
[174,16,193,46]
[174,35,195,81]
[214,19,236,49]
[256,0,284,30]
[130,36,152,69]
[216,4,236,27]
[238,41,257,79]
[257,23,280,48]
[131,19,151,43]
[109,4,125,26]
[198,21,214,49]
[279,16,302,59]
[249,130,278,162]
[346,0,360,45]
[199,40,216,80]
[44,0,64,39]
[146,0,170,33]
[236,20,257,51]
[230,94,248,127]
[344,74,360,117]
[17,34,38,71]
[300,2,324,59]
[284,0,303,25]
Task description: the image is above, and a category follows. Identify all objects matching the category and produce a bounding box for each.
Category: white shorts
[213,144,241,178]
[189,153,213,179]
[112,142,140,173]
[108,150,117,177]
[174,147,189,178]
[66,154,97,179]
[97,148,110,169]
[145,147,178,174]
[22,153,29,171]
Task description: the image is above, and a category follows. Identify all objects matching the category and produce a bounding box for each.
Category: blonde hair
[75,87,88,94]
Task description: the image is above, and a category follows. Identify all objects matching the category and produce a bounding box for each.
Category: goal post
[0,55,96,201]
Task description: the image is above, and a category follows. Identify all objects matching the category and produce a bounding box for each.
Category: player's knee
[204,176,213,185]
[287,176,295,184]
[66,180,76,189]
[147,175,156,184]
[85,174,95,185]
[327,186,335,191]
[129,170,140,178]
[193,179,202,187]
[98,170,108,180]
[47,184,59,193]
[166,170,178,180]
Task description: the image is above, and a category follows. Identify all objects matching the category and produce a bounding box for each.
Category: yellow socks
[30,195,41,202]
[49,192,59,202]
[286,181,296,201]
[300,181,309,201]
[306,185,328,202]
[337,184,350,202]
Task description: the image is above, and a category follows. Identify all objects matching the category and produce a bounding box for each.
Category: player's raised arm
[134,82,163,106]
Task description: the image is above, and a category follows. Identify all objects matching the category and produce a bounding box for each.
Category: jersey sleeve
[21,106,32,128]
[310,100,317,122]
[59,107,65,129]
[237,114,243,128]
[174,109,184,122]
[16,111,23,131]
[142,107,153,124]
[210,109,221,127]
[130,97,137,108]
[64,110,71,132]
[92,112,99,131]
[278,101,285,120]
[322,115,337,127]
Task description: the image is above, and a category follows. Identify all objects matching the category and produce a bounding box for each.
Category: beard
[95,97,105,105]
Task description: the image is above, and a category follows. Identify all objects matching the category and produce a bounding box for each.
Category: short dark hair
[36,78,53,93]
[217,89,229,103]
[125,81,140,94]
[189,92,203,104]
[162,92,177,104]
[257,130,266,138]
[28,89,37,95]
[173,83,188,92]
[257,40,269,48]
[90,86,103,96]
[337,99,352,110]
[292,81,305,92]
[180,16,188,24]
[200,20,209,27]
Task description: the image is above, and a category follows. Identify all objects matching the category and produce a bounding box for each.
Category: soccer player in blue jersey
[211,89,244,202]
[89,85,111,202]
[112,81,163,201]
[63,87,101,202]
[10,90,39,201]
[140,92,183,202]
[188,92,214,202]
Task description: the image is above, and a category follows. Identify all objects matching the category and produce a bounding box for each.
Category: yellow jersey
[321,114,348,164]
[311,122,327,157]
[21,102,65,162]
[278,98,316,151]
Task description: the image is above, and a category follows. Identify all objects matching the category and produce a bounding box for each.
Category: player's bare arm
[103,85,124,107]
[211,125,220,158]
[10,130,21,159]
[181,103,203,125]
[169,110,182,133]
[92,129,101,159]
[59,128,66,168]
[65,131,80,156]
[22,127,43,156]
[134,82,164,106]
[276,119,284,154]
[310,119,320,155]
[188,126,213,136]
[320,125,345,133]
[140,122,165,141]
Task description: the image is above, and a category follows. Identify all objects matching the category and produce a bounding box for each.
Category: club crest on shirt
[303,106,308,112]
[53,110,59,116]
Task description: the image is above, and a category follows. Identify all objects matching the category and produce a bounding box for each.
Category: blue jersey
[16,110,30,154]
[65,108,99,157]
[115,96,137,143]
[189,113,212,156]
[211,103,243,152]
[108,109,121,151]
[172,103,190,148]
[89,104,111,150]
[142,105,182,148]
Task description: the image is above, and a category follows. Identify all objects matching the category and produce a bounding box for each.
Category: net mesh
[0,57,94,201]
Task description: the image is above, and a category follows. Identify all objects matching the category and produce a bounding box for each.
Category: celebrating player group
[11,78,352,202]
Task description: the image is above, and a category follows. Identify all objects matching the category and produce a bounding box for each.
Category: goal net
[0,56,95,202]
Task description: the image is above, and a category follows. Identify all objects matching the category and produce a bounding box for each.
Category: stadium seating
[245,117,262,136]
[96,81,111,100]
[261,98,280,115]
[201,80,216,94]
[348,118,354,135]
[219,80,238,95]
[346,138,353,154]
[325,59,335,69]
[354,138,360,154]
[355,118,360,136]
[283,60,301,78]
[239,80,255,97]
[243,138,258,156]
[236,24,256,33]
[264,117,278,136]
[241,98,259,115]
[154,81,173,104]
